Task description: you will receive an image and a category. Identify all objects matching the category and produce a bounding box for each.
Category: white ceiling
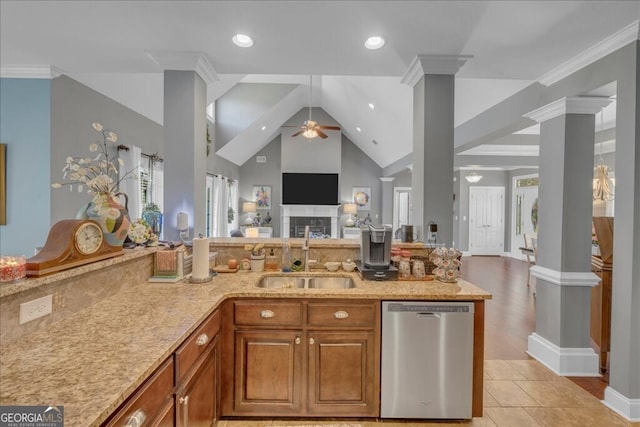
[1,1,639,169]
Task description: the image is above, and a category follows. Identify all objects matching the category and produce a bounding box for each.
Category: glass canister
[398,250,411,278]
[412,259,426,279]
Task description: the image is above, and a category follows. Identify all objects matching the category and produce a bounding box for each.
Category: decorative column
[148,51,217,241]
[523,96,611,376]
[379,177,395,227]
[402,55,471,245]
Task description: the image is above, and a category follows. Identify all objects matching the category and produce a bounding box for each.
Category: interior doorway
[510,175,539,259]
[469,186,505,255]
[393,187,412,236]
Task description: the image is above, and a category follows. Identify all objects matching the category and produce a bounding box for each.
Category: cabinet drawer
[105,357,174,426]
[234,301,303,327]
[308,302,377,327]
[175,309,220,383]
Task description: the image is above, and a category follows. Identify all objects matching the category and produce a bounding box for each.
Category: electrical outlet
[19,295,53,324]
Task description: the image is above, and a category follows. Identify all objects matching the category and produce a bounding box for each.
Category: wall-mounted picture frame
[0,143,6,225]
[253,185,271,210]
[352,186,371,211]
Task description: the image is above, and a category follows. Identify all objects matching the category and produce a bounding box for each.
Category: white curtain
[118,145,142,220]
[211,175,229,237]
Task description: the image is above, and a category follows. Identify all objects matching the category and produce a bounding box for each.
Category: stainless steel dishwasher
[381,301,474,419]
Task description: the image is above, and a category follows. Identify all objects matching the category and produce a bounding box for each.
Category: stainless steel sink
[257,276,306,289]
[308,277,355,289]
[256,276,355,289]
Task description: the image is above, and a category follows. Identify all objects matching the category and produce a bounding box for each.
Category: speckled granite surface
[0,265,490,426]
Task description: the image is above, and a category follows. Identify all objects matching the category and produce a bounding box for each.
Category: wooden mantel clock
[26,219,124,277]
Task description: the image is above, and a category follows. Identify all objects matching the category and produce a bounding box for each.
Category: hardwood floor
[460,255,608,399]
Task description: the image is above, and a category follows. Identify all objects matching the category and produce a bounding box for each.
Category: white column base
[526,333,600,376]
[602,386,640,422]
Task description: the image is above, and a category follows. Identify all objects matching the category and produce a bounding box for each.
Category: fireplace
[281,205,340,238]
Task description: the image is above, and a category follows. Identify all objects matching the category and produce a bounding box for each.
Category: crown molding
[401,54,473,87]
[539,20,640,86]
[524,96,613,123]
[0,65,63,79]
[145,50,218,85]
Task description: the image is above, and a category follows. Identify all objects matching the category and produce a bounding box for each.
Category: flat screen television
[282,173,339,205]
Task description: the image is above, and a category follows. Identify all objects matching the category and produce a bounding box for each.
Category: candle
[191,237,210,280]
[0,255,27,282]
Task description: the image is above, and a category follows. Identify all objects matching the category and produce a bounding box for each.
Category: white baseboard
[526,333,600,376]
[603,386,640,422]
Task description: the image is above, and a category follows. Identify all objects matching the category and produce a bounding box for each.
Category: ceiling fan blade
[316,129,328,139]
[281,125,303,128]
[291,130,305,137]
[317,125,341,131]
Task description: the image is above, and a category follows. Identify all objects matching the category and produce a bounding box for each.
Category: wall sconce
[177,211,189,241]
[465,172,483,183]
[343,203,358,227]
[242,202,257,225]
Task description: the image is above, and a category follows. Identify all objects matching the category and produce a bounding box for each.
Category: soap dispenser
[281,239,291,272]
[265,248,278,271]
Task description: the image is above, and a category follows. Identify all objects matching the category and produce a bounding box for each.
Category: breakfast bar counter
[0,249,491,426]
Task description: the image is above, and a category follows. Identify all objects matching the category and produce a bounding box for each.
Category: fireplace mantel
[281,205,340,238]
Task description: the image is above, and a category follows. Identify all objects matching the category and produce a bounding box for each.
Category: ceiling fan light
[302,129,318,139]
[232,33,253,48]
[364,36,385,50]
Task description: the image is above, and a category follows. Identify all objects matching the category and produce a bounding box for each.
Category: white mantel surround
[281,205,340,238]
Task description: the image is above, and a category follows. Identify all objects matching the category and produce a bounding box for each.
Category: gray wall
[50,75,164,227]
[215,83,296,149]
[207,121,240,180]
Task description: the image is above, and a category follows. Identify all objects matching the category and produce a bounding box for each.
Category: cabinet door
[307,330,378,416]
[176,339,217,427]
[234,329,303,415]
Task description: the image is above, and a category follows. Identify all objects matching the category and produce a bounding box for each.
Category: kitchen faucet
[303,225,310,272]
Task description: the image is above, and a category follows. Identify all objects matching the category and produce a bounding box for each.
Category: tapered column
[524,97,611,376]
[402,55,471,244]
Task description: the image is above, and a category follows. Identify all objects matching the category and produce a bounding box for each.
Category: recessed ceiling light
[364,36,385,50]
[368,103,375,110]
[356,127,362,132]
[232,34,254,48]
[261,125,266,131]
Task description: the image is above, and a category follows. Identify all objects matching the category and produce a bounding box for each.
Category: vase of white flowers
[52,122,136,247]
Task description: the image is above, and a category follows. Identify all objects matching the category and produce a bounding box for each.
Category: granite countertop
[0,268,491,426]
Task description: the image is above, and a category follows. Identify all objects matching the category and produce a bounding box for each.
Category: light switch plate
[19,294,53,324]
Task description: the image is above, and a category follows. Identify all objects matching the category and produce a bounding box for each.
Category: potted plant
[244,243,265,272]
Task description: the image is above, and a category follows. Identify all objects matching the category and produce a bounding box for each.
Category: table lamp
[243,202,257,225]
[343,203,358,227]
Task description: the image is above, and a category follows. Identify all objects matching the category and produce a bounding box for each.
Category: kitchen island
[0,246,491,426]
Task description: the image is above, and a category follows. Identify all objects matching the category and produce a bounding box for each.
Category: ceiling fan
[283,76,341,139]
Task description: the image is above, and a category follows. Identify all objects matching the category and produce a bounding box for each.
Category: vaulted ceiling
[1,1,638,170]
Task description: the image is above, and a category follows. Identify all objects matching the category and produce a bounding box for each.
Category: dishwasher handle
[417,312,441,319]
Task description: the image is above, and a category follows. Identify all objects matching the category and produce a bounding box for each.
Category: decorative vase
[77,192,131,247]
[142,210,163,236]
[250,254,265,272]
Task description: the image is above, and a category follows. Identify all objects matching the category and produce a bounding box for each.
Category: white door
[469,186,505,255]
[510,175,538,258]
[393,187,412,234]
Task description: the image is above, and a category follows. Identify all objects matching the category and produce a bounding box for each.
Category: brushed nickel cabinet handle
[334,310,349,319]
[309,337,315,345]
[196,333,209,346]
[123,409,146,427]
[260,310,275,319]
[295,336,301,344]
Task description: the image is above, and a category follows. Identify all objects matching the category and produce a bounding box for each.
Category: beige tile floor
[218,359,639,427]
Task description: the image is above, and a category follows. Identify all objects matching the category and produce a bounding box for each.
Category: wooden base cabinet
[222,299,380,418]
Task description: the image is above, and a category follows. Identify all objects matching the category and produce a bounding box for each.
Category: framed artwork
[352,186,371,211]
[253,185,271,210]
[0,143,5,225]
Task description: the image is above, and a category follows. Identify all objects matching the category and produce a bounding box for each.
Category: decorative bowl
[325,262,341,272]
[341,261,356,272]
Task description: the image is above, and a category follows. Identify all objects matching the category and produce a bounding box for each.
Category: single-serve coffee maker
[357,225,398,280]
